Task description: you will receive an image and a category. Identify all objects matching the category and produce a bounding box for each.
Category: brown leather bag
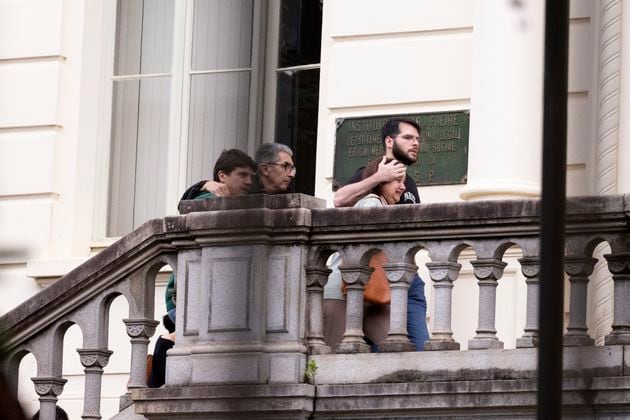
[342,251,391,305]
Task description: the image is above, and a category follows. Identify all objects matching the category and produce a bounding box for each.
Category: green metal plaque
[333,111,469,188]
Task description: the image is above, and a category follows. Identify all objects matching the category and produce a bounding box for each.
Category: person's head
[254,143,295,194]
[381,118,421,165]
[163,314,175,333]
[212,149,257,195]
[362,157,406,204]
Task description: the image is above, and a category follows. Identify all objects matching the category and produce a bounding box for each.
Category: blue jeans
[407,274,429,350]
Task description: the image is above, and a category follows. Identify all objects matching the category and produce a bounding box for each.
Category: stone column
[619,0,630,194]
[380,262,417,352]
[603,252,630,345]
[336,265,372,354]
[468,259,507,350]
[424,261,462,351]
[590,0,623,345]
[77,349,113,419]
[460,0,544,201]
[564,256,597,346]
[305,266,332,355]
[516,257,540,348]
[31,377,67,420]
[123,319,159,389]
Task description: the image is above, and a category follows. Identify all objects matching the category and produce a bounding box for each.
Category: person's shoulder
[399,176,420,204]
[355,193,383,208]
[194,191,216,200]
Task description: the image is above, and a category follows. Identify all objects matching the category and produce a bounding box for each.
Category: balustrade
[0,194,627,419]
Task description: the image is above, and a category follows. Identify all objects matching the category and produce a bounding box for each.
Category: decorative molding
[77,349,113,369]
[31,377,67,397]
[123,319,159,339]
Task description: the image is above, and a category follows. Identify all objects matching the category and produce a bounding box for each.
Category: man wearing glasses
[184,143,296,197]
[251,143,296,194]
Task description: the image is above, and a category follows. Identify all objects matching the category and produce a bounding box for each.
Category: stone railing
[1,194,629,419]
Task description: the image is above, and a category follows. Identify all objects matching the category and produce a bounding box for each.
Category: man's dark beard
[392,140,417,165]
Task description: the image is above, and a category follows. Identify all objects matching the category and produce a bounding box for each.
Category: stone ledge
[310,346,624,385]
[132,384,314,419]
[178,193,326,214]
[313,377,630,419]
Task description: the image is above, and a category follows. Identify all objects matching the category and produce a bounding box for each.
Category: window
[105,0,322,237]
[108,0,174,237]
[274,0,322,196]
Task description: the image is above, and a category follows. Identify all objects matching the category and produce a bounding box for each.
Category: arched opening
[17,352,37,417]
[58,323,84,416]
[450,244,478,350]
[100,294,130,419]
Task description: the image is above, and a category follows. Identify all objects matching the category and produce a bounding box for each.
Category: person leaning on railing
[332,118,430,351]
[164,149,258,324]
[325,157,411,351]
[165,144,296,323]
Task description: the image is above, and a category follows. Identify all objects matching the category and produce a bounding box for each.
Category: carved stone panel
[208,256,252,332]
[266,255,289,333]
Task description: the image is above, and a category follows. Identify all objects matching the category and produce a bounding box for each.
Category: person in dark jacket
[148,315,176,388]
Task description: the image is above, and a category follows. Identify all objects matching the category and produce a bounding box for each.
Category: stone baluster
[603,252,630,344]
[380,262,418,352]
[424,261,462,351]
[305,266,332,355]
[31,377,67,420]
[336,265,372,354]
[468,259,507,350]
[123,319,159,388]
[516,257,541,348]
[564,256,597,346]
[77,348,113,419]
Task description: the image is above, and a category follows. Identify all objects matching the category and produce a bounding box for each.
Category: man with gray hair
[251,143,296,194]
[190,143,295,196]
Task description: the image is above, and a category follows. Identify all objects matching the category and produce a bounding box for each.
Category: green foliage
[304,359,318,383]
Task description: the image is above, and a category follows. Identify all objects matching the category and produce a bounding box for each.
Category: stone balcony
[1,194,630,419]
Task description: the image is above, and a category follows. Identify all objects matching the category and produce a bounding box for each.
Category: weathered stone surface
[310,346,623,385]
[132,384,315,419]
[313,377,630,419]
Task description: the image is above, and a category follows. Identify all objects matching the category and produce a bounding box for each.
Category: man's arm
[201,180,230,197]
[333,157,406,207]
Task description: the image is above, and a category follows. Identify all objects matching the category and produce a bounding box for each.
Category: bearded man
[331,118,429,352]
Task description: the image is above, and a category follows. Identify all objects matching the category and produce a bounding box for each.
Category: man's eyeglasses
[266,162,297,175]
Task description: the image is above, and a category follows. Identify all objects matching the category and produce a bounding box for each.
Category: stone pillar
[460,0,544,201]
[468,259,507,350]
[31,377,67,420]
[380,262,417,352]
[619,0,630,194]
[336,265,372,354]
[564,256,597,346]
[77,349,112,419]
[123,319,159,389]
[424,261,462,351]
[516,257,540,348]
[603,252,630,345]
[305,266,332,355]
[590,0,623,346]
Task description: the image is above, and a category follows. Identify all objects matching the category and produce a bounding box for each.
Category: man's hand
[333,157,406,208]
[375,156,406,183]
[202,180,230,197]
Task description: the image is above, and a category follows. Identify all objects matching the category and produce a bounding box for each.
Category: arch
[49,320,79,378]
[4,348,34,398]
[307,245,339,269]
[16,351,38,417]
[93,291,130,350]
